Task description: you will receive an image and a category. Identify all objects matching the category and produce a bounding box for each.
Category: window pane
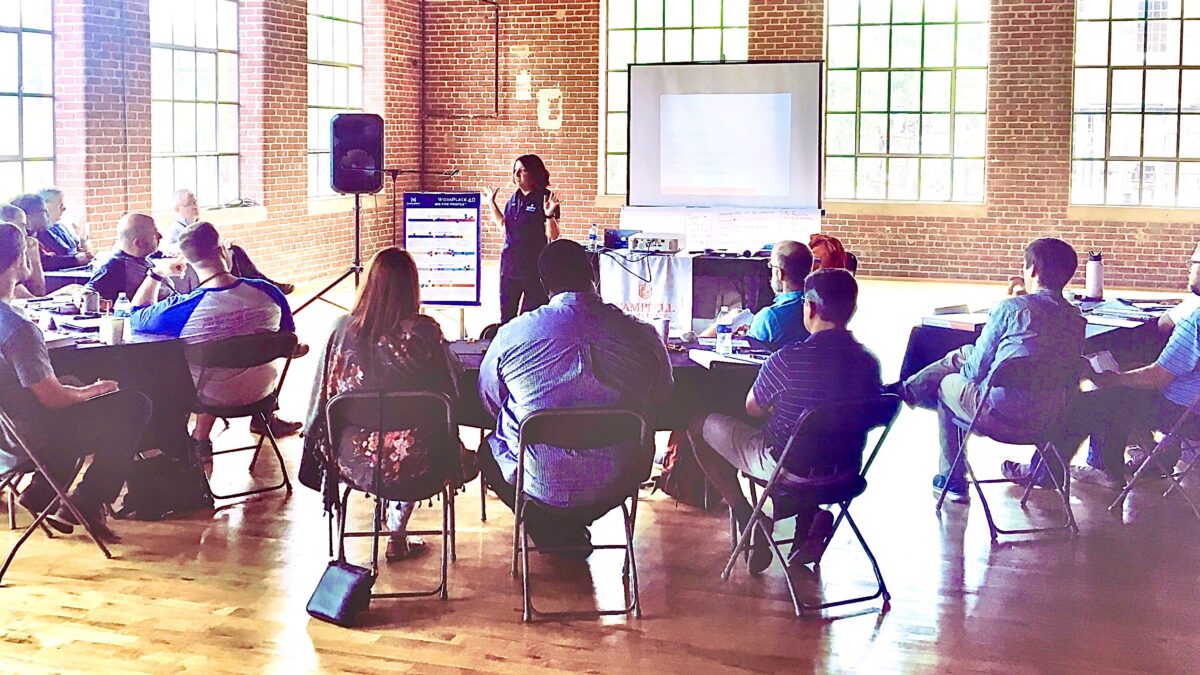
[891,25,922,68]
[22,32,52,95]
[860,71,889,111]
[1111,69,1143,112]
[825,157,856,199]
[925,0,956,22]
[1145,20,1182,66]
[218,0,238,51]
[923,71,952,111]
[829,1,858,25]
[22,97,53,158]
[856,158,887,199]
[959,0,990,22]
[196,0,218,50]
[952,159,984,201]
[1186,20,1200,63]
[1142,114,1178,156]
[152,101,173,153]
[152,48,173,100]
[218,52,238,103]
[174,103,196,153]
[1075,22,1110,66]
[1106,160,1141,204]
[664,29,692,62]
[694,28,721,60]
[956,69,987,112]
[827,71,857,112]
[1179,162,1200,206]
[922,114,951,154]
[891,71,919,111]
[924,25,955,67]
[610,0,635,29]
[21,0,51,30]
[175,50,197,101]
[892,0,922,23]
[197,103,217,153]
[1181,115,1200,156]
[1111,21,1147,65]
[860,114,888,153]
[664,0,691,28]
[889,113,920,154]
[23,160,52,191]
[606,154,628,194]
[175,156,198,196]
[1109,113,1142,155]
[607,112,627,153]
[954,114,986,156]
[956,24,989,67]
[1142,160,1178,204]
[0,34,17,94]
[860,0,889,24]
[608,31,634,70]
[218,104,238,154]
[1146,69,1180,111]
[636,30,664,63]
[197,156,219,206]
[608,71,628,111]
[1183,71,1200,111]
[723,28,747,60]
[196,52,217,102]
[1073,113,1107,158]
[860,26,889,68]
[0,163,20,197]
[826,113,857,155]
[1078,0,1111,19]
[1074,68,1109,112]
[887,157,919,200]
[1072,160,1106,204]
[219,155,238,204]
[828,27,858,68]
[0,3,17,28]
[636,0,663,28]
[920,158,952,201]
[723,0,748,26]
[694,0,720,26]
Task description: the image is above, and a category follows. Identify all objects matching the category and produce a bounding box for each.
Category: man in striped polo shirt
[689,268,882,574]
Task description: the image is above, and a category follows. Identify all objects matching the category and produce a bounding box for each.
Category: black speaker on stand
[295,113,384,314]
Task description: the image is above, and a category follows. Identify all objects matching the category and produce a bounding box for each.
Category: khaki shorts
[700,413,776,481]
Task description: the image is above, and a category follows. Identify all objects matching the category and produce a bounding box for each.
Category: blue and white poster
[403,192,481,306]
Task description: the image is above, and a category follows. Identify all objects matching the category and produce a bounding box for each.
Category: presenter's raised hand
[482,186,499,204]
[544,190,561,217]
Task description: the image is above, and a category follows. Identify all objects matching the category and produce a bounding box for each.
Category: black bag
[117,451,214,521]
[307,559,375,627]
[653,430,723,510]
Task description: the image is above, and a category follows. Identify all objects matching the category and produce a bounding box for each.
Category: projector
[629,234,682,254]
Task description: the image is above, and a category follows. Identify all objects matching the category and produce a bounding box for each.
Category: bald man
[84,213,195,302]
[701,240,816,350]
[160,189,293,295]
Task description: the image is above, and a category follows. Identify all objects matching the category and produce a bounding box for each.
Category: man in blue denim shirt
[478,239,673,553]
[900,238,1085,501]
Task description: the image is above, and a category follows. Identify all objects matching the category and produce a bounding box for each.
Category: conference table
[449,340,761,431]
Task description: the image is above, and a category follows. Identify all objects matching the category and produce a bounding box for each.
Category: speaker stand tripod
[294,193,364,314]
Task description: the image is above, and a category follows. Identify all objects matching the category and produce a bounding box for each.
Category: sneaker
[1000,460,1059,489]
[788,509,835,567]
[932,474,970,503]
[385,535,427,561]
[1070,464,1124,490]
[250,414,303,438]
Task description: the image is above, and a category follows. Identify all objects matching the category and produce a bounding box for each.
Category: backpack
[117,451,214,520]
[653,430,723,510]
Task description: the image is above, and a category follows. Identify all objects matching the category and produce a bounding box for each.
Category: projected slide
[660,93,791,197]
[403,192,481,306]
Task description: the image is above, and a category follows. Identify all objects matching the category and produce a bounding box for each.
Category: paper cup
[100,316,126,345]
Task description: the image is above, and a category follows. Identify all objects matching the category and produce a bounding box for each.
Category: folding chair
[326,391,459,603]
[0,408,114,586]
[185,331,298,500]
[512,408,651,622]
[935,355,1083,540]
[1110,394,1200,520]
[724,395,900,616]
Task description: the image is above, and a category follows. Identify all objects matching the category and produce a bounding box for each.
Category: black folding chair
[512,408,651,622]
[1110,393,1200,520]
[934,355,1084,540]
[185,331,298,500]
[724,395,900,616]
[326,391,459,603]
[0,408,114,586]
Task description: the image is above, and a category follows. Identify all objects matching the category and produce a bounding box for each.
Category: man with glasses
[37,187,93,265]
[701,240,814,350]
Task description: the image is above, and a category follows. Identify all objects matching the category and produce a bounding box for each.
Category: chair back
[325,390,458,500]
[517,408,652,504]
[776,394,901,480]
[183,331,298,369]
[479,323,501,341]
[846,251,859,274]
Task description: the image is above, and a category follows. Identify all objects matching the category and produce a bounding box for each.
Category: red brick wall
[423,0,1198,289]
[54,0,421,284]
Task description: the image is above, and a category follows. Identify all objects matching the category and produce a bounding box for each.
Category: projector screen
[627,61,822,209]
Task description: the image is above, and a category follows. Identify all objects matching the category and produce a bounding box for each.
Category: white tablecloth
[598,252,693,333]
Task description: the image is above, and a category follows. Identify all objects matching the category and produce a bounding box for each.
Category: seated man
[1020,244,1200,489]
[690,268,882,573]
[897,238,1085,500]
[37,187,93,263]
[10,193,89,272]
[0,204,46,298]
[478,239,673,554]
[162,189,293,295]
[0,222,151,540]
[701,240,815,350]
[130,221,301,458]
[85,213,196,302]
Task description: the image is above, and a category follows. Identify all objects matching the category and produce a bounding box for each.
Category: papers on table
[921,313,989,331]
[42,330,80,349]
[1086,350,1120,374]
[1085,314,1142,328]
[696,337,750,349]
[688,349,765,368]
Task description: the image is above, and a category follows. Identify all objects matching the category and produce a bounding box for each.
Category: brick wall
[58,1,1200,290]
[54,0,421,285]
[423,0,1199,290]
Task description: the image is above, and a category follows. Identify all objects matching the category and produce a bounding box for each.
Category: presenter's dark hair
[515,154,551,188]
[1024,238,1077,291]
[352,247,421,347]
[804,268,858,325]
[539,239,594,295]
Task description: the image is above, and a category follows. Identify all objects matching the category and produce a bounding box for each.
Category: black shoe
[18,492,74,535]
[747,518,775,576]
[54,492,120,543]
[883,381,912,406]
[1001,460,1059,489]
[250,414,303,438]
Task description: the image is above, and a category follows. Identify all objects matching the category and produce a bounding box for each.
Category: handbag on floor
[307,558,374,627]
[117,450,214,520]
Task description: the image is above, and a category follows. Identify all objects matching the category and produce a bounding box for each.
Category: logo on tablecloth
[638,282,652,300]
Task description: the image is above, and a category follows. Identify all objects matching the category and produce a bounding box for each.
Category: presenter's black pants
[499,275,548,325]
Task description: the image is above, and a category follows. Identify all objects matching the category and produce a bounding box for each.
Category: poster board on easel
[403,192,482,307]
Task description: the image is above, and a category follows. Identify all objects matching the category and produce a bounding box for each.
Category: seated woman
[809,233,850,272]
[302,247,467,560]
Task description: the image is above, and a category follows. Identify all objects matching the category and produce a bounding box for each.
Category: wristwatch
[147,269,166,282]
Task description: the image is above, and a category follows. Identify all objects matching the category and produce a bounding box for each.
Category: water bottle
[588,223,599,252]
[715,305,733,356]
[1085,251,1103,300]
[113,292,132,318]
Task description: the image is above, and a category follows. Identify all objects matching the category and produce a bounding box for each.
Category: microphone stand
[372,168,460,246]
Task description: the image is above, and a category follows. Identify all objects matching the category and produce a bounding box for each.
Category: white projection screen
[626,61,823,209]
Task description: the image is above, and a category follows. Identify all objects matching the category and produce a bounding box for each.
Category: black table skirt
[50,338,195,456]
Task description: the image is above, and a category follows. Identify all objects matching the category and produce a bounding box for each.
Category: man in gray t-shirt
[0,221,151,540]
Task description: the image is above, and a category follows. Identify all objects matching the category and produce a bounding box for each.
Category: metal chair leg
[448,488,457,562]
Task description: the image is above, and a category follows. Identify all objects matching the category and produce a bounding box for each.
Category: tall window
[602,0,749,195]
[150,0,240,211]
[308,0,364,198]
[0,1,54,196]
[1071,0,1200,207]
[825,0,990,202]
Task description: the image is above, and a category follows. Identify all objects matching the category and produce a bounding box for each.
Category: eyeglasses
[764,259,780,270]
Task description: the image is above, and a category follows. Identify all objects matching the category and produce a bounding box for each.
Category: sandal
[385,535,427,561]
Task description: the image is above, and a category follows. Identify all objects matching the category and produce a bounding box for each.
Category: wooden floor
[4,274,1200,674]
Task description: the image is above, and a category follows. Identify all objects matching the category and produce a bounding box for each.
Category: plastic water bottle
[715,305,733,356]
[113,292,132,318]
[588,223,599,252]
